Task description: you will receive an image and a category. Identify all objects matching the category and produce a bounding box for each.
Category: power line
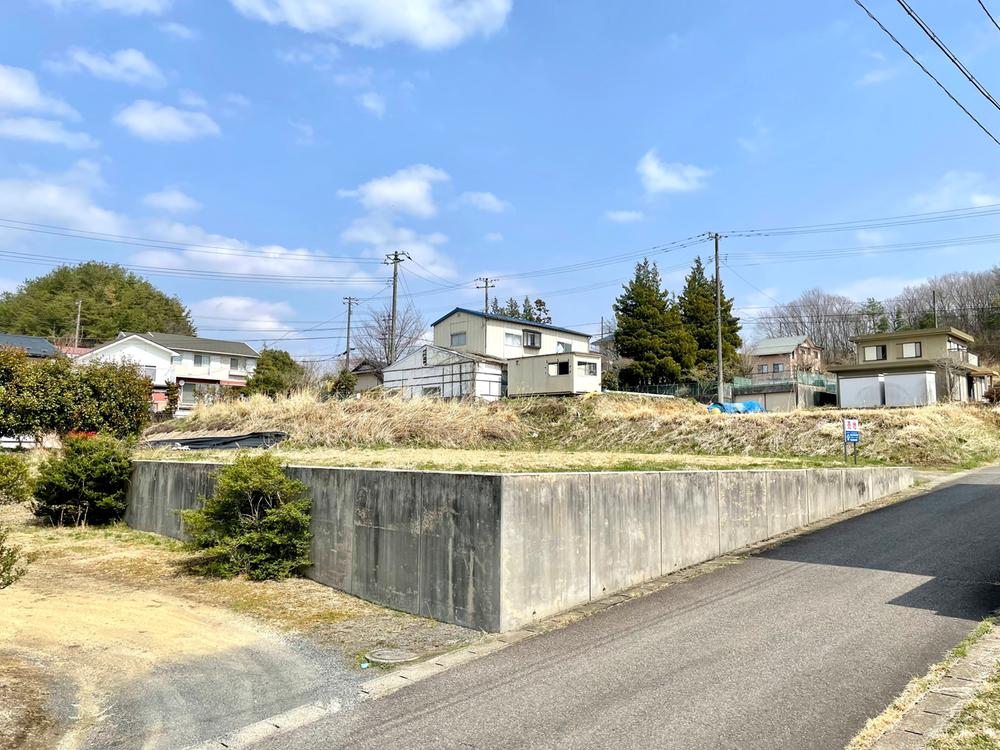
[894,0,1000,113]
[979,0,1000,33]
[853,0,1000,147]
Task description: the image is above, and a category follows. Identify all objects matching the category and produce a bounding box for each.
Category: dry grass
[145,392,1000,469]
[929,667,1000,749]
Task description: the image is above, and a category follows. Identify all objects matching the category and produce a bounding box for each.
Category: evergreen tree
[613,259,697,384]
[244,349,305,398]
[860,298,890,333]
[677,257,741,374]
[489,296,552,323]
[0,262,194,343]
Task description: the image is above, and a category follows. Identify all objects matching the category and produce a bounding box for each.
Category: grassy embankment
[139,392,1000,471]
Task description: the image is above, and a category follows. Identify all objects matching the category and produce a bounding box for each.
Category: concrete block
[500,474,591,631]
[417,473,502,631]
[661,471,720,573]
[290,467,355,594]
[125,461,216,540]
[765,470,809,537]
[590,473,661,598]
[351,471,422,614]
[808,468,845,523]
[843,468,871,510]
[718,471,769,550]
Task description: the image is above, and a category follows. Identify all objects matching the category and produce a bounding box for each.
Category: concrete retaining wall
[126,462,914,632]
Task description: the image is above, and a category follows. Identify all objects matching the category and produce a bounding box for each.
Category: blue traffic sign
[845,430,861,443]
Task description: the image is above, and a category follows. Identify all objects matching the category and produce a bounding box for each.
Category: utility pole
[74,299,82,349]
[384,250,409,364]
[713,233,725,403]
[343,296,358,371]
[932,289,938,327]
[476,277,495,313]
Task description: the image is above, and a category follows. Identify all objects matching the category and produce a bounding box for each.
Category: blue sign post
[844,430,860,444]
[843,418,861,464]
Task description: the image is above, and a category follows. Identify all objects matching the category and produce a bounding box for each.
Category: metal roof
[123,332,260,357]
[0,333,58,358]
[430,307,590,337]
[748,335,815,356]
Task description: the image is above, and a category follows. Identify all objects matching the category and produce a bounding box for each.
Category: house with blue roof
[0,333,59,358]
[382,307,601,400]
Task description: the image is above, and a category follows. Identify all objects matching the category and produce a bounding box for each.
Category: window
[577,360,598,377]
[143,365,156,380]
[170,355,182,365]
[863,345,887,362]
[899,342,922,359]
[450,331,467,347]
[505,332,521,346]
[547,360,570,376]
[230,357,241,370]
[421,386,441,397]
[773,363,785,373]
[556,341,572,353]
[193,354,205,367]
[523,330,541,348]
[757,364,770,374]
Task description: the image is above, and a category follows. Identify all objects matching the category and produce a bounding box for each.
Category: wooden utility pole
[476,277,495,313]
[932,289,938,327]
[384,251,408,364]
[713,233,725,403]
[74,300,82,349]
[343,296,358,371]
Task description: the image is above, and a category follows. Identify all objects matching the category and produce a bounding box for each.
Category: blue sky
[1,0,999,359]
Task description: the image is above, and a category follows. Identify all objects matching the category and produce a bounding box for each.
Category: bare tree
[355,303,427,368]
[757,288,863,363]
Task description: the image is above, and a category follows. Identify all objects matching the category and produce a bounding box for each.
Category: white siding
[382,346,504,401]
[507,352,601,396]
[77,338,174,386]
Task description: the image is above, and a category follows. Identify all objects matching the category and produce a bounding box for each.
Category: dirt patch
[0,503,481,749]
[0,653,61,750]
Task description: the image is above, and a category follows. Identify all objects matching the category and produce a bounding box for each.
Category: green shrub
[181,453,312,580]
[33,435,132,526]
[0,526,27,589]
[0,453,32,505]
[323,370,357,399]
[71,360,152,438]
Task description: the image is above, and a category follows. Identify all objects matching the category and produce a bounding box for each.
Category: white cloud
[605,209,643,223]
[834,276,927,301]
[46,47,166,87]
[854,229,890,246]
[190,296,296,336]
[358,91,386,117]
[338,164,449,217]
[341,215,455,278]
[0,65,78,119]
[230,0,512,49]
[143,188,201,213]
[0,117,98,149]
[223,93,251,108]
[276,42,341,70]
[114,100,220,141]
[484,232,503,242]
[160,21,197,39]
[289,119,315,144]
[737,119,770,154]
[178,89,208,109]
[911,170,1000,211]
[460,191,509,212]
[637,149,710,194]
[42,0,171,13]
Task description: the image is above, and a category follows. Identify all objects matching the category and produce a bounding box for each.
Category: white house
[77,332,259,414]
[382,308,601,400]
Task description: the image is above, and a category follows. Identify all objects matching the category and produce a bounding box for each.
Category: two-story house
[382,307,601,400]
[828,326,996,408]
[746,335,823,380]
[77,332,259,414]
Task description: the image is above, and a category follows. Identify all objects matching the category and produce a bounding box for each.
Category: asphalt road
[264,467,1000,750]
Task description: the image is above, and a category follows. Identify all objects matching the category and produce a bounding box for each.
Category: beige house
[829,327,996,407]
[385,307,600,400]
[747,335,823,379]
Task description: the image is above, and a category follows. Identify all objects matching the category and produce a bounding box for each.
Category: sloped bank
[127,461,913,632]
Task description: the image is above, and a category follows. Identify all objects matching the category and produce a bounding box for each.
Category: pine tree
[613,259,697,384]
[677,256,742,375]
[860,298,890,333]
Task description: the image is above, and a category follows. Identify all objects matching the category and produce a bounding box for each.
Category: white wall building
[382,345,504,400]
[77,332,259,414]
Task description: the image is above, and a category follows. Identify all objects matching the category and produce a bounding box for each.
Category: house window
[505,332,521,346]
[421,386,441,397]
[170,355,182,365]
[556,341,572,353]
[863,345,887,362]
[899,342,922,359]
[758,364,770,374]
[230,357,242,370]
[450,331,467,347]
[773,363,784,373]
[421,349,428,366]
[523,330,541,348]
[548,360,570,376]
[194,354,205,367]
[577,360,598,377]
[143,365,156,380]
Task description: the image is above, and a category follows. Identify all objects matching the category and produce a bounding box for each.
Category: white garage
[838,375,883,409]
[884,371,936,407]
